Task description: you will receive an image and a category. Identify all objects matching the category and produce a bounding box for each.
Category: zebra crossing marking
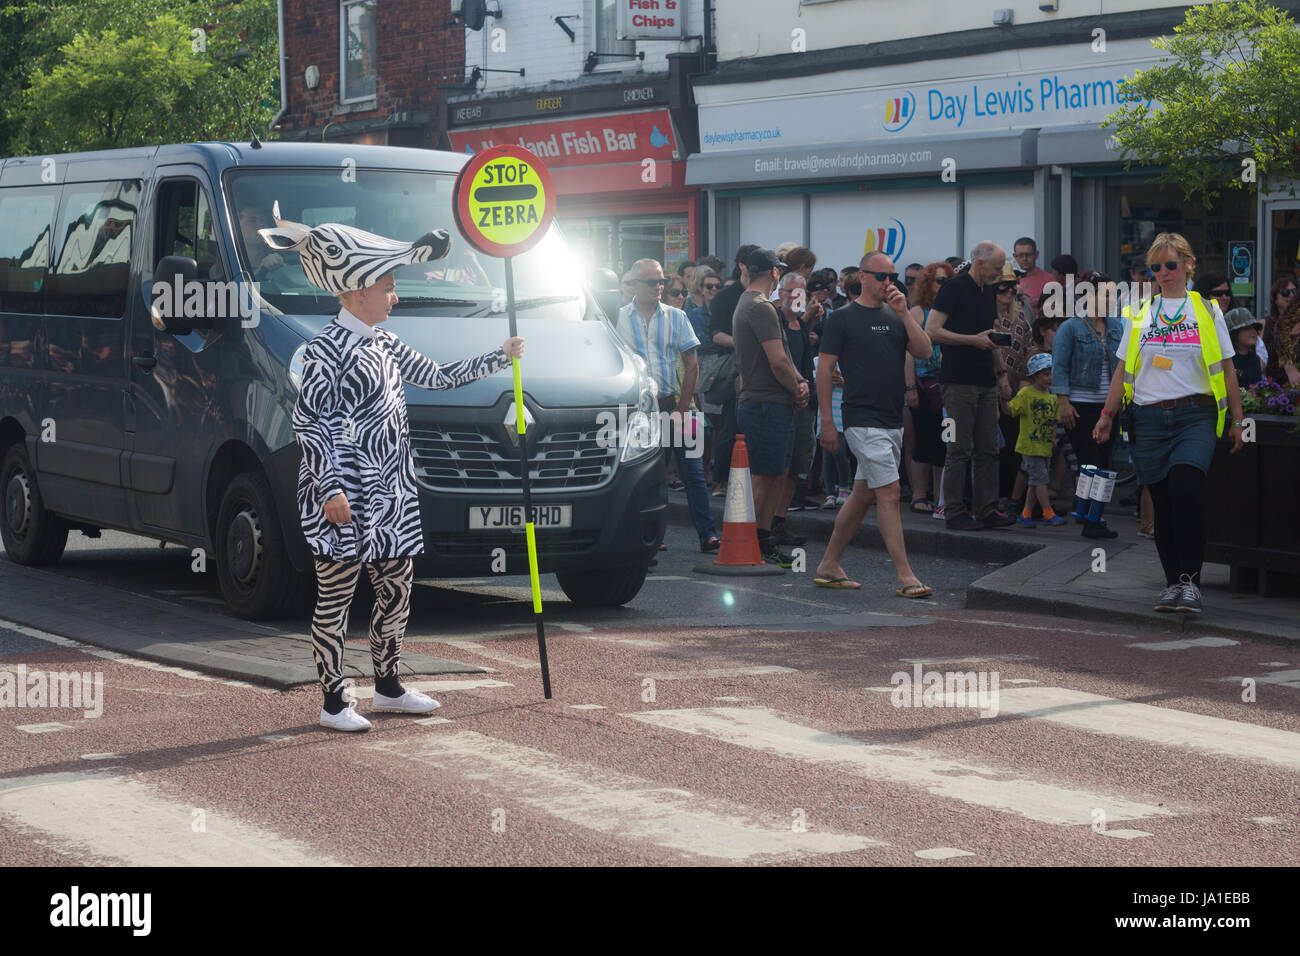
[345,678,513,699]
[0,770,346,866]
[1097,829,1153,840]
[624,707,1173,826]
[1127,637,1239,651]
[441,641,540,671]
[915,847,975,860]
[365,729,883,862]
[636,665,797,681]
[15,722,76,734]
[993,687,1300,771]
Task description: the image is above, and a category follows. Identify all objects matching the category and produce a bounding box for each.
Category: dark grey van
[0,142,665,618]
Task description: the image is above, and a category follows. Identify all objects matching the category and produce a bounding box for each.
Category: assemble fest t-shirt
[1116,297,1234,405]
[733,289,795,405]
[818,301,909,429]
[931,271,997,387]
[1008,385,1059,457]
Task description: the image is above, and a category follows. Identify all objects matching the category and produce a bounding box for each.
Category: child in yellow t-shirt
[1008,352,1063,528]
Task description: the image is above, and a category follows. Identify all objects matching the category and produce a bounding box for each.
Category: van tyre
[556,562,648,607]
[215,471,313,620]
[1,445,69,565]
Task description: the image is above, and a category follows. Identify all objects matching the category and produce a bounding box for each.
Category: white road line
[414,717,452,726]
[1214,668,1300,690]
[1127,637,1239,651]
[258,735,294,743]
[441,641,540,671]
[365,730,882,862]
[1097,829,1153,840]
[80,753,120,761]
[915,847,975,860]
[569,704,606,710]
[995,687,1300,772]
[637,666,797,681]
[0,770,346,866]
[947,617,1138,639]
[345,678,513,699]
[0,619,271,692]
[625,707,1172,826]
[1258,662,1290,668]
[1004,679,1040,685]
[15,722,76,734]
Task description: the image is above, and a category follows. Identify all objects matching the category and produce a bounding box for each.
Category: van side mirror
[150,256,216,333]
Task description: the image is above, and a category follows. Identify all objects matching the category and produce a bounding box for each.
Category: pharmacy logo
[863,220,906,261]
[883,92,915,133]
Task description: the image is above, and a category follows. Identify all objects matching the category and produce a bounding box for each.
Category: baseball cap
[746,248,785,273]
[1026,352,1052,377]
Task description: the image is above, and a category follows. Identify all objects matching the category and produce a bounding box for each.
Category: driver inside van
[259,204,525,732]
[238,206,285,277]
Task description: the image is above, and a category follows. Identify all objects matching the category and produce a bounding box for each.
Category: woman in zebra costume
[261,206,524,732]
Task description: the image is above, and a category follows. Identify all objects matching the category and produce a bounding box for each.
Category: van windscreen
[226,168,587,319]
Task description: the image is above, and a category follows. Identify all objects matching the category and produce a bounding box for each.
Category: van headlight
[621,371,661,462]
[287,342,307,391]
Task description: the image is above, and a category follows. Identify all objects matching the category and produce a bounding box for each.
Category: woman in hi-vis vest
[1094,233,1245,615]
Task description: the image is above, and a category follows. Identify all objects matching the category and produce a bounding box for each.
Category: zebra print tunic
[292,310,511,562]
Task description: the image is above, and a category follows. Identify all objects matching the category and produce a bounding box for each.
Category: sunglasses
[995,282,1017,293]
[1210,288,1231,297]
[1280,287,1297,298]
[704,282,722,290]
[867,271,899,282]
[639,278,667,286]
[1149,260,1181,273]
[666,287,686,297]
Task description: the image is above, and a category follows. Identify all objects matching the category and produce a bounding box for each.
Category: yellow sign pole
[505,255,552,698]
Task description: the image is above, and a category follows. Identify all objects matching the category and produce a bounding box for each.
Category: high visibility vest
[1121,291,1228,437]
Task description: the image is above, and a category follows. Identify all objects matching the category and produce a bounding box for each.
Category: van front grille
[409,423,617,492]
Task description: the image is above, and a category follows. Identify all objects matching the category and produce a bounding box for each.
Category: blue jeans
[667,445,718,546]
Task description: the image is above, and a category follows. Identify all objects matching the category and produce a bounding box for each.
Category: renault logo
[503,401,535,446]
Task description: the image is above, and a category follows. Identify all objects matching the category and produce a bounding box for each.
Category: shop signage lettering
[454,106,483,122]
[698,54,1161,153]
[617,0,684,40]
[450,110,677,169]
[623,86,656,104]
[536,96,563,112]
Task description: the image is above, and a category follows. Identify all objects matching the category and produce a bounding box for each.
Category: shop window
[341,0,377,102]
[1108,179,1254,282]
[595,0,635,60]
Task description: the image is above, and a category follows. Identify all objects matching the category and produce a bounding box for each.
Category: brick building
[274,0,466,147]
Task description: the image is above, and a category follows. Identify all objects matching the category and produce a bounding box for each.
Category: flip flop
[910,497,935,514]
[814,576,862,590]
[895,583,934,599]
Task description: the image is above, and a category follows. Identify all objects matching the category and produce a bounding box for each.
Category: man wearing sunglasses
[925,241,1018,531]
[813,252,934,597]
[615,258,721,553]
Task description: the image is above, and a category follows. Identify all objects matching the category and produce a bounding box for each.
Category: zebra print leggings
[310,556,413,693]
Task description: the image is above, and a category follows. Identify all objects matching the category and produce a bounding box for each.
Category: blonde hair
[687,265,717,298]
[1146,232,1197,279]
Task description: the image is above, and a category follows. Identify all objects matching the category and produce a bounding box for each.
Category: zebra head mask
[257,201,452,294]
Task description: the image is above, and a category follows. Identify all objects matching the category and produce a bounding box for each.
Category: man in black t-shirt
[926,241,1017,531]
[813,251,935,597]
[706,243,759,487]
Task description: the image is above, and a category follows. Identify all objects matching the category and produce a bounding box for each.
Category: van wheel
[215,472,312,620]
[556,563,648,607]
[1,445,69,565]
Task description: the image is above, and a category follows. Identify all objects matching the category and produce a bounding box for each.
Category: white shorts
[845,426,904,489]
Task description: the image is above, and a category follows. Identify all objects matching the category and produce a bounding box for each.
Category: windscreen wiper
[388,296,483,309]
[468,295,580,316]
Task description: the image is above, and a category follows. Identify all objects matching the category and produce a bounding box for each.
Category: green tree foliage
[1105,0,1300,206]
[1,0,279,156]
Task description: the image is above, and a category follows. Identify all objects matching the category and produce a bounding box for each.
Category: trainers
[946,513,984,531]
[931,505,946,520]
[835,494,849,508]
[1154,584,1181,612]
[1042,515,1066,526]
[319,698,372,732]
[711,486,726,498]
[372,688,442,714]
[1016,515,1035,528]
[821,495,838,510]
[772,525,806,546]
[1174,574,1203,614]
[982,510,1017,529]
[761,544,794,568]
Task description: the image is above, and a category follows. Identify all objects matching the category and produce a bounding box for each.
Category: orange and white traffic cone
[695,434,785,576]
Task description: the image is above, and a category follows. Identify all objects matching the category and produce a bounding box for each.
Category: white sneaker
[372,688,442,714]
[319,699,372,732]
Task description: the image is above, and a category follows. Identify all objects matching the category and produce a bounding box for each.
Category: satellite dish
[463,0,488,31]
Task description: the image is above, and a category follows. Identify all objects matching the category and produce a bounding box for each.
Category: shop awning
[685,129,1037,187]
[1036,125,1123,166]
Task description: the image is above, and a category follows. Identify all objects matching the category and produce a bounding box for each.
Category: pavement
[666,485,1300,648]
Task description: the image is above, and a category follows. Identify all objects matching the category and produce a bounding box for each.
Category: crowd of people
[611,231,1299,612]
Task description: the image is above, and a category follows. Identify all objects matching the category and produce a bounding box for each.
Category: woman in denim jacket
[1051,271,1124,538]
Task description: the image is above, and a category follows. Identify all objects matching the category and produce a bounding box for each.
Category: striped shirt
[615,300,700,398]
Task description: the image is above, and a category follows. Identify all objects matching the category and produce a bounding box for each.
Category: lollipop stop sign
[452,145,556,699]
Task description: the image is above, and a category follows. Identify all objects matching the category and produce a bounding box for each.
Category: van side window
[0,185,58,315]
[46,180,140,318]
[155,179,226,283]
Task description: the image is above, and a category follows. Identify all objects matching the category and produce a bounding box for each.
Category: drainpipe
[268,0,288,135]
